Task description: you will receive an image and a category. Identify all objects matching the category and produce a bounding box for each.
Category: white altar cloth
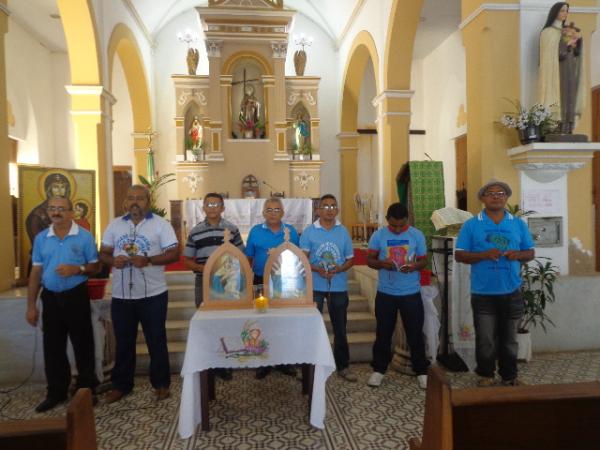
[178,307,335,439]
[184,198,313,234]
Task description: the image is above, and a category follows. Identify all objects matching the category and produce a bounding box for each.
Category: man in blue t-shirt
[455,180,534,387]
[366,202,429,389]
[300,194,357,382]
[27,197,100,412]
[246,197,299,379]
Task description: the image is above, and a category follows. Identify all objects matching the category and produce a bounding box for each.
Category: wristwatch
[79,265,86,275]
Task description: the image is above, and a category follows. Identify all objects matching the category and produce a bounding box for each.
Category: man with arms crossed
[455,180,534,387]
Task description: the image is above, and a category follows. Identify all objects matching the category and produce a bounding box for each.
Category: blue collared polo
[456,210,535,295]
[245,223,299,276]
[32,222,99,293]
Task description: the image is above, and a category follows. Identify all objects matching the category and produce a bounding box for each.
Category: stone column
[271,41,288,159]
[0,0,14,290]
[206,40,224,160]
[65,85,110,235]
[337,132,360,226]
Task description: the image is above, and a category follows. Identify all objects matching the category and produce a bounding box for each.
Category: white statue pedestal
[507,142,600,275]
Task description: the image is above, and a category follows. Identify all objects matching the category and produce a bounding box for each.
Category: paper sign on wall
[522,189,561,214]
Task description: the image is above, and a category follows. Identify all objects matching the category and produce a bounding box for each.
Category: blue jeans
[111,291,171,393]
[371,291,430,375]
[314,291,349,371]
[471,290,524,381]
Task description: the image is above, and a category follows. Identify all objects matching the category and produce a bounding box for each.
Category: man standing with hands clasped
[27,196,99,412]
[300,194,357,382]
[366,202,430,389]
[100,185,179,403]
[455,180,534,387]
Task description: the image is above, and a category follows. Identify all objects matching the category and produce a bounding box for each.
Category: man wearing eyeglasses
[183,192,244,381]
[26,197,99,412]
[455,180,535,387]
[300,194,357,382]
[245,197,299,379]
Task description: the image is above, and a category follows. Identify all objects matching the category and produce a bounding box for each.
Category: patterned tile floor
[1,351,599,449]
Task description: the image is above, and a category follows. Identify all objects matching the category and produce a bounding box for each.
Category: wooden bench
[0,388,97,450]
[410,364,600,450]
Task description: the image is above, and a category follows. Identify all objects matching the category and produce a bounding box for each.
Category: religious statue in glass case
[263,228,313,307]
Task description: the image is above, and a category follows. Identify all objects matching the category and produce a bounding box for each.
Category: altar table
[178,307,336,438]
[184,198,314,234]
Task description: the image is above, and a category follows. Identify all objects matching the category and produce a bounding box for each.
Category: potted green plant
[185,137,205,161]
[517,257,559,361]
[138,172,175,217]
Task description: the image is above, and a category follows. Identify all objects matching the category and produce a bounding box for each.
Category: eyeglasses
[47,206,70,212]
[204,202,223,209]
[264,207,282,213]
[482,191,507,198]
[320,205,338,211]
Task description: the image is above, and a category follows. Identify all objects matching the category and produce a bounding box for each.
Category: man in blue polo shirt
[300,194,356,382]
[455,180,535,387]
[366,202,429,389]
[246,197,299,379]
[26,196,100,412]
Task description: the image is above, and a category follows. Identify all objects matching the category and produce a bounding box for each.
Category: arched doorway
[339,30,380,226]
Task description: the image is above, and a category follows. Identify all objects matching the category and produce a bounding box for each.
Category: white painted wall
[111,57,135,169]
[5,19,73,168]
[286,12,340,199]
[356,59,377,204]
[413,30,467,208]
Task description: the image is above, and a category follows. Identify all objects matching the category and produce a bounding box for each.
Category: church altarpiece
[173,1,323,203]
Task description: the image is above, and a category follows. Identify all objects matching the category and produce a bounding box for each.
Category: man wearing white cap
[455,180,535,387]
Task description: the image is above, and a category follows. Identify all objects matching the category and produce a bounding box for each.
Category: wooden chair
[410,364,600,450]
[0,388,97,450]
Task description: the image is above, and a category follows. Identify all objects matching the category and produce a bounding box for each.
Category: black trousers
[41,282,97,399]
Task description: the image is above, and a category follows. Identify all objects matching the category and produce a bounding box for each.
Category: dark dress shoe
[105,389,127,404]
[35,396,66,413]
[155,387,170,400]
[255,366,272,379]
[214,368,233,381]
[276,365,297,377]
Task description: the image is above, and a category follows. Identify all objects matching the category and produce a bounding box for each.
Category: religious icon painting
[263,228,313,308]
[17,165,95,281]
[201,229,254,310]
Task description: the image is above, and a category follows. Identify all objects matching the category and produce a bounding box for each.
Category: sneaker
[477,377,496,387]
[417,375,428,390]
[502,378,525,386]
[337,368,358,382]
[367,371,384,387]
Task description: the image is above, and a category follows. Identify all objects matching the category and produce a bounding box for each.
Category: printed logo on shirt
[315,242,342,270]
[69,244,83,257]
[116,234,151,256]
[386,239,410,266]
[485,233,510,251]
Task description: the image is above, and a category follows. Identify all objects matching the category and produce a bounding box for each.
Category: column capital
[271,41,288,59]
[371,90,414,107]
[205,40,223,58]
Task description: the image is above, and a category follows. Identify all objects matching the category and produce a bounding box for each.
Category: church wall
[5,19,69,167]
[356,59,377,207]
[285,12,340,200]
[410,59,426,163]
[420,30,467,208]
[153,9,207,213]
[112,56,135,169]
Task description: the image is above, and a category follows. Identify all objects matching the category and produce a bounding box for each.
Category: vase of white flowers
[500,101,556,144]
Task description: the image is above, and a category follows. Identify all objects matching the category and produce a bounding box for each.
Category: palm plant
[138,172,175,217]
